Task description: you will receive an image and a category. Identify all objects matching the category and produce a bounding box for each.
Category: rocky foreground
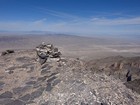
[0,50,140,105]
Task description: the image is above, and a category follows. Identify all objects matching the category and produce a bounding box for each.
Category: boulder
[1,51,7,56]
[6,50,14,53]
[1,50,14,56]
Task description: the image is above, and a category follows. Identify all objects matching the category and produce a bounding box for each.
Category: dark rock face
[16,56,32,63]
[6,63,35,73]
[0,81,5,87]
[13,87,24,95]
[101,103,108,105]
[39,57,48,65]
[30,90,43,100]
[86,56,140,88]
[127,75,132,82]
[40,66,54,75]
[1,50,14,56]
[6,66,18,70]
[19,94,30,102]
[1,51,7,56]
[12,86,31,95]
[41,64,49,69]
[41,101,49,105]
[81,102,88,105]
[124,79,140,94]
[20,63,35,68]
[37,76,47,82]
[126,69,132,82]
[8,70,14,74]
[48,72,58,77]
[6,50,14,54]
[0,98,14,105]
[0,91,13,98]
[26,81,37,85]
[52,79,61,86]
[40,65,53,74]
[47,76,57,83]
[41,69,50,75]
[5,99,25,105]
[26,100,35,104]
[0,76,4,79]
[46,83,53,92]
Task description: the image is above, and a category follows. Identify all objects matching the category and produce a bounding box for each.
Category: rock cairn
[36,42,61,64]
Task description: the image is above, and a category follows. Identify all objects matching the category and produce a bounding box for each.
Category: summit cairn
[36,42,61,64]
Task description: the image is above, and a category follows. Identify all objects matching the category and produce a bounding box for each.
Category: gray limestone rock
[16,56,31,63]
[5,99,25,105]
[13,86,31,95]
[30,90,43,100]
[41,69,50,75]
[26,81,37,85]
[39,57,47,65]
[41,101,49,105]
[41,64,49,69]
[0,98,13,105]
[19,94,30,102]
[0,76,4,79]
[0,81,5,87]
[0,91,13,98]
[81,102,88,105]
[37,76,47,82]
[46,83,53,92]
[52,79,61,86]
[47,76,57,83]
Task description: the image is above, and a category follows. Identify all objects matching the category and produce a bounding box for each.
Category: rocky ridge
[86,56,140,94]
[0,50,140,105]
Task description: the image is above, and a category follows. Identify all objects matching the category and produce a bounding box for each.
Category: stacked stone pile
[36,42,61,64]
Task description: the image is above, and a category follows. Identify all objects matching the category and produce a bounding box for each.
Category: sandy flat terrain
[0,33,140,60]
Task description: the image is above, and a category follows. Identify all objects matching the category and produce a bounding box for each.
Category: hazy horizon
[0,0,140,59]
[0,0,140,37]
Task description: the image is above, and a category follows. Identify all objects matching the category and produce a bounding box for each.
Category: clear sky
[0,0,140,36]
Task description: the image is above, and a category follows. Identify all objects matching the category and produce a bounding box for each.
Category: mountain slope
[0,50,140,105]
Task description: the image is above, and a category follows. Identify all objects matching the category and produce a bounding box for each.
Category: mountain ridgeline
[0,43,140,105]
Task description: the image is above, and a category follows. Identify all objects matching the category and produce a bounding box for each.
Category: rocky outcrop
[1,50,14,56]
[124,79,140,94]
[0,51,140,105]
[86,56,140,95]
[86,56,140,79]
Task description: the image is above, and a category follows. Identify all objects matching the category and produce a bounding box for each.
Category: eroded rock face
[0,50,140,105]
[124,79,140,94]
[86,56,140,96]
[86,56,140,81]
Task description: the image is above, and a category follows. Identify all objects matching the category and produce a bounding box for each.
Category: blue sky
[0,0,140,36]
